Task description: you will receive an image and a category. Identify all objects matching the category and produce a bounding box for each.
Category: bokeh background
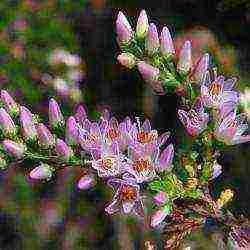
[0,0,249,249]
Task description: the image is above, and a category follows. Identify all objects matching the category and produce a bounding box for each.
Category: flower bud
[136,10,149,38]
[150,207,170,227]
[117,53,136,69]
[1,90,19,115]
[65,116,79,146]
[0,108,16,137]
[137,61,160,82]
[36,123,55,148]
[55,139,73,162]
[30,163,53,180]
[146,23,159,55]
[20,106,37,141]
[177,40,192,73]
[160,26,175,57]
[3,139,26,159]
[74,105,87,125]
[153,191,167,206]
[116,11,133,44]
[193,53,209,84]
[49,98,64,129]
[78,174,96,190]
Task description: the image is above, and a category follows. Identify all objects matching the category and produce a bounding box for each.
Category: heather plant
[0,8,249,250]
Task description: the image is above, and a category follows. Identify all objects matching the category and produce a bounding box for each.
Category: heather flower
[177,40,192,73]
[136,10,149,39]
[160,26,175,57]
[137,61,165,94]
[30,163,53,180]
[0,90,19,115]
[178,97,209,136]
[105,178,144,216]
[146,23,160,55]
[65,116,79,146]
[0,108,16,137]
[214,110,250,145]
[153,191,168,206]
[150,206,171,227]
[201,75,238,109]
[20,106,37,141]
[116,11,133,44]
[49,98,65,129]
[77,174,96,190]
[55,139,73,162]
[117,53,136,69]
[91,141,125,177]
[192,53,209,84]
[36,123,55,148]
[3,139,26,159]
[125,143,174,183]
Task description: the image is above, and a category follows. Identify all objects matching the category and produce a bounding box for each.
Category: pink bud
[3,139,26,159]
[136,10,149,38]
[146,23,160,55]
[20,106,37,140]
[77,174,95,190]
[74,105,87,125]
[0,108,16,136]
[137,61,159,82]
[153,191,167,206]
[193,53,209,84]
[160,26,175,56]
[0,90,19,114]
[55,139,73,162]
[30,163,53,180]
[177,40,192,73]
[150,208,169,228]
[117,53,136,69]
[49,98,64,128]
[116,11,133,44]
[65,116,79,146]
[36,123,55,148]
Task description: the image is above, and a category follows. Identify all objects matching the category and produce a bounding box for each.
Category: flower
[36,123,55,148]
[212,162,222,179]
[125,143,174,183]
[0,90,19,115]
[153,191,168,206]
[77,174,96,190]
[3,140,26,159]
[177,40,192,73]
[214,110,250,145]
[192,53,209,84]
[116,11,133,44]
[150,206,171,227]
[201,75,238,109]
[178,97,209,136]
[90,142,125,177]
[146,23,160,55]
[49,98,65,129]
[0,108,16,137]
[74,104,87,126]
[117,53,136,69]
[105,178,144,216]
[240,88,250,121]
[160,26,175,57]
[229,226,250,249]
[136,10,149,39]
[54,139,73,162]
[65,116,79,146]
[30,163,53,180]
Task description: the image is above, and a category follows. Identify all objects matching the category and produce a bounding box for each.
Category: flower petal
[157,144,174,172]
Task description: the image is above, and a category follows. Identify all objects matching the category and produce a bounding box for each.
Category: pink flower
[36,123,55,148]
[178,97,209,136]
[214,110,250,145]
[49,98,64,129]
[77,174,96,190]
[146,23,160,55]
[153,191,168,206]
[177,40,192,73]
[136,10,149,39]
[116,11,133,44]
[54,139,73,162]
[105,178,144,216]
[0,90,19,115]
[160,26,175,57]
[0,108,16,137]
[65,116,79,146]
[150,207,170,227]
[192,53,209,84]
[3,140,26,159]
[30,163,53,180]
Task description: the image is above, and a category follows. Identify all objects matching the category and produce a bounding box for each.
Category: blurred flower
[0,108,16,137]
[3,140,26,159]
[136,10,149,39]
[214,110,250,145]
[117,53,136,69]
[116,11,133,44]
[178,97,209,136]
[77,174,96,190]
[105,178,144,216]
[177,40,192,73]
[146,23,160,55]
[29,163,53,180]
[153,191,168,206]
[160,26,175,57]
[150,206,171,227]
[52,77,70,97]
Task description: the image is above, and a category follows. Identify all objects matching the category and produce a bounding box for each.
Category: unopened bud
[137,61,159,82]
[116,11,133,44]
[30,163,53,180]
[177,40,192,73]
[136,10,149,38]
[49,98,64,129]
[55,139,73,162]
[3,139,26,159]
[117,53,136,69]
[74,105,87,125]
[65,116,79,146]
[0,108,16,137]
[193,53,209,84]
[78,174,96,190]
[160,26,175,57]
[146,23,159,55]
[0,90,19,115]
[36,123,55,148]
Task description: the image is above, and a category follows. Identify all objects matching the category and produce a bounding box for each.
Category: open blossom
[105,178,144,216]
[125,143,174,183]
[90,142,125,177]
[201,75,238,109]
[214,110,250,145]
[178,97,209,136]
